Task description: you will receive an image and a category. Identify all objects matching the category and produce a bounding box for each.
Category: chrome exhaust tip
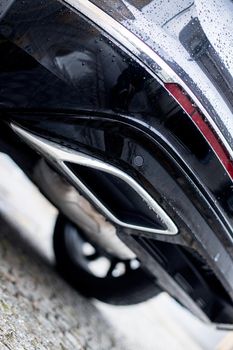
[11,123,178,238]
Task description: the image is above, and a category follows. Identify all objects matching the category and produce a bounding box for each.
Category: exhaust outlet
[11,123,178,238]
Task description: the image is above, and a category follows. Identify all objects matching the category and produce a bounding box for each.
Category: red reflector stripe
[165,83,233,179]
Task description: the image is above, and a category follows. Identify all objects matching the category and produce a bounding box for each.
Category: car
[0,0,233,326]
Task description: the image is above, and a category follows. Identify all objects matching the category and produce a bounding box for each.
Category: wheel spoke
[106,259,118,277]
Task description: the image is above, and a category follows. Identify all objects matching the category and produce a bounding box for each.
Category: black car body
[1,0,233,327]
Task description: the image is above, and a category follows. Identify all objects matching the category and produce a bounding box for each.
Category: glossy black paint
[0,0,233,324]
[88,0,233,150]
[6,112,233,245]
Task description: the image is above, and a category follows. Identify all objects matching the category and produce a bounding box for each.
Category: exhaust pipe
[34,159,135,260]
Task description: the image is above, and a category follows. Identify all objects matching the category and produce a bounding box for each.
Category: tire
[53,214,161,305]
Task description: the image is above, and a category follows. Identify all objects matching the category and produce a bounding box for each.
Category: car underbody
[0,0,233,327]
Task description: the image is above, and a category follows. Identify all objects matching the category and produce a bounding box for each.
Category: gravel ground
[0,153,230,349]
[0,215,134,350]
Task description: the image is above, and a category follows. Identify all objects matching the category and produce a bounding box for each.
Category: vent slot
[165,112,210,162]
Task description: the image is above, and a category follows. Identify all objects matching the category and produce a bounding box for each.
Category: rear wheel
[53,214,161,304]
